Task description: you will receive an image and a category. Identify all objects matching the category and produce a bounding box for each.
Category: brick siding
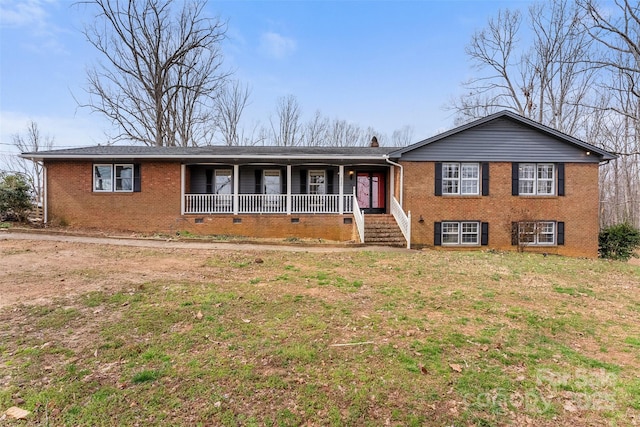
[45,160,601,256]
[45,160,356,241]
[402,161,600,257]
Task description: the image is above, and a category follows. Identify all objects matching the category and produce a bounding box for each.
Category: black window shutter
[435,163,442,196]
[255,169,262,194]
[205,169,213,194]
[481,222,489,246]
[281,168,287,194]
[512,163,519,196]
[327,170,334,194]
[557,163,565,196]
[300,169,307,193]
[511,222,519,246]
[133,164,141,192]
[482,162,489,196]
[557,221,565,245]
[434,222,442,246]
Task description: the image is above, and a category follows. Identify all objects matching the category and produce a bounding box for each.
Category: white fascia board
[23,154,387,161]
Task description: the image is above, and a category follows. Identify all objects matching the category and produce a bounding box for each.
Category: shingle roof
[22,145,398,163]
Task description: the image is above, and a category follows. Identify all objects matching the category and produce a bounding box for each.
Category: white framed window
[94,164,134,192]
[263,170,281,194]
[518,221,555,245]
[93,164,113,192]
[442,221,480,245]
[519,163,554,195]
[308,170,326,195]
[443,163,479,195]
[115,164,133,192]
[215,169,232,194]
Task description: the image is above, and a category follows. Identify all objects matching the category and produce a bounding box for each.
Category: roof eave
[21,153,389,161]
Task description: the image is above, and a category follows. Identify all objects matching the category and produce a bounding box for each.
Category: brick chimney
[370,136,379,147]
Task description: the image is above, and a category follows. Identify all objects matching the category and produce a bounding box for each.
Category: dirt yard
[1,230,639,308]
[0,231,403,308]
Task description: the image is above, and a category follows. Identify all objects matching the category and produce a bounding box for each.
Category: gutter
[21,153,390,162]
[384,156,403,206]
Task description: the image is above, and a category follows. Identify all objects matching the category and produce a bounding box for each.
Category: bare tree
[216,80,251,146]
[578,0,640,227]
[451,8,529,123]
[391,125,414,147]
[527,0,596,134]
[325,119,363,147]
[302,110,329,147]
[80,0,228,146]
[270,95,302,146]
[579,0,640,150]
[5,121,54,204]
[450,0,595,135]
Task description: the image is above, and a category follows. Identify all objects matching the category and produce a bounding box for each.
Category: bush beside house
[599,223,640,261]
[0,173,33,222]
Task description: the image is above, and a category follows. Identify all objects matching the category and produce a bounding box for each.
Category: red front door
[357,172,386,213]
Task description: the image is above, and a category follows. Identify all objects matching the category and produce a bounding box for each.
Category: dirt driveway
[0,231,405,309]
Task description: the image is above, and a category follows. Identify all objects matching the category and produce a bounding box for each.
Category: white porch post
[389,164,395,201]
[180,164,185,215]
[233,164,239,215]
[286,164,292,215]
[338,165,344,214]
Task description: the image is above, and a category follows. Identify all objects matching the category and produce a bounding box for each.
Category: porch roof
[22,145,399,165]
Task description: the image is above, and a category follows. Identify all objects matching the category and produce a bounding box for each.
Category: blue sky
[0,0,533,163]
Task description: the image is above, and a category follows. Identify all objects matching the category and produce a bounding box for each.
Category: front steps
[363,214,406,247]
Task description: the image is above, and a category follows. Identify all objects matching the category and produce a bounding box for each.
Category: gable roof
[389,110,616,162]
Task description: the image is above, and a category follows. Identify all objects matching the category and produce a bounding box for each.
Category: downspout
[43,163,48,224]
[384,156,403,206]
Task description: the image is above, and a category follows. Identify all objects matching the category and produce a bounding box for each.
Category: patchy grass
[0,244,639,426]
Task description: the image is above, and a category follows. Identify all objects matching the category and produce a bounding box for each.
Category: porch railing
[185,193,355,215]
[391,196,411,249]
[238,194,287,214]
[186,194,233,214]
[352,188,365,243]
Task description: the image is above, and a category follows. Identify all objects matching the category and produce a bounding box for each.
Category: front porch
[181,163,383,216]
[179,159,411,248]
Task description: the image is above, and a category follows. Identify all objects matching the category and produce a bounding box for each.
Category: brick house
[23,111,615,257]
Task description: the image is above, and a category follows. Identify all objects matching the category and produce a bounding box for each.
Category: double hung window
[215,170,232,195]
[518,164,555,195]
[308,170,326,195]
[442,221,480,245]
[94,164,134,192]
[442,163,479,195]
[517,221,556,245]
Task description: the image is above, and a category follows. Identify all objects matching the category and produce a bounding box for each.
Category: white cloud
[259,31,296,59]
[0,0,49,29]
[0,0,68,54]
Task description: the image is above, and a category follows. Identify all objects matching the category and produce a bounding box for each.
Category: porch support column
[286,164,292,215]
[389,164,395,201]
[233,164,240,215]
[180,164,186,215]
[338,165,344,214]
